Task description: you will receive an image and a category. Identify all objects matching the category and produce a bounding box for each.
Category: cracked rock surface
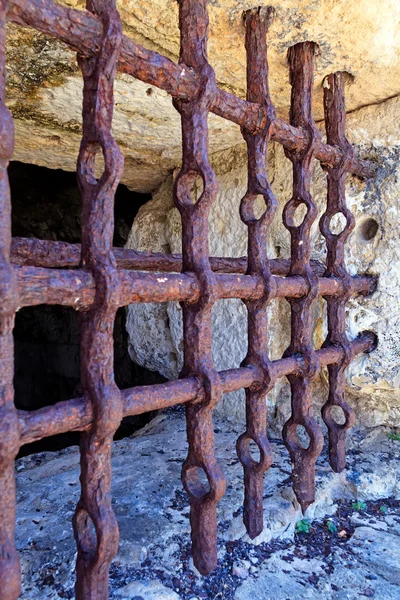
[16,409,400,599]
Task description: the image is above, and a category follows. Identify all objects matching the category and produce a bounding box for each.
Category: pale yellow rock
[5,0,400,190]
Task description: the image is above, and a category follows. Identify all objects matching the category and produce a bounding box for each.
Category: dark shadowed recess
[9,161,166,457]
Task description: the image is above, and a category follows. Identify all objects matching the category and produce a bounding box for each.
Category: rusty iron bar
[320,72,357,472]
[281,42,324,512]
[236,7,276,539]
[14,265,375,309]
[11,236,328,275]
[0,0,21,597]
[71,0,124,596]
[172,0,226,574]
[6,0,375,179]
[18,331,377,446]
[0,0,380,592]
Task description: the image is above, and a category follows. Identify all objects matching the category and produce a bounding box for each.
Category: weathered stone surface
[234,552,326,600]
[234,553,400,600]
[349,527,400,586]
[9,62,241,193]
[6,0,400,191]
[15,411,400,599]
[115,580,180,599]
[126,95,400,427]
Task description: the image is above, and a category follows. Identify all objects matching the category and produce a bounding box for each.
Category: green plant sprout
[296,519,311,534]
[326,520,338,533]
[352,501,367,511]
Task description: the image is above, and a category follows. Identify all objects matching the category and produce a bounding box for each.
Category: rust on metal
[10,235,331,275]
[236,7,276,539]
[72,0,124,596]
[173,0,226,574]
[281,42,324,512]
[6,0,376,178]
[0,0,21,596]
[0,0,379,596]
[320,72,358,472]
[16,330,376,447]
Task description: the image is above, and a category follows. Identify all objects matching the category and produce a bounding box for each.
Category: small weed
[326,520,338,534]
[352,501,367,511]
[388,432,400,441]
[296,519,311,534]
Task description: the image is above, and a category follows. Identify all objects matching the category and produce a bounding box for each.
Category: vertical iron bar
[282,42,324,512]
[173,0,226,575]
[236,7,277,539]
[0,1,21,597]
[72,0,124,597]
[320,72,356,472]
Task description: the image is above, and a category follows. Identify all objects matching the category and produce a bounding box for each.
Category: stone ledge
[15,409,400,598]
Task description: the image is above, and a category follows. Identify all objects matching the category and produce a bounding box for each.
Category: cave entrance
[10,161,165,456]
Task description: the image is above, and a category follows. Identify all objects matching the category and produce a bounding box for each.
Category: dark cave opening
[9,161,166,457]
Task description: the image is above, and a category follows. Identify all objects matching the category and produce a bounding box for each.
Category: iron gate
[0,0,377,597]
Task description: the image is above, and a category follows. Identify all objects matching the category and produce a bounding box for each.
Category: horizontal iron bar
[7,0,375,178]
[17,331,376,446]
[15,265,375,309]
[11,236,326,274]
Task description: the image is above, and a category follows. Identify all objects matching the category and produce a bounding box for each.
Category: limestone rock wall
[125,95,400,428]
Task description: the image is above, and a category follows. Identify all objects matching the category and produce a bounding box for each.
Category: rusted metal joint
[0,262,18,334]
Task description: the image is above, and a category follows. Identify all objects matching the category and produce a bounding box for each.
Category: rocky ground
[16,408,400,600]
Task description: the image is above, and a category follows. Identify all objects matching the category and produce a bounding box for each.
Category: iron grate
[0,0,377,597]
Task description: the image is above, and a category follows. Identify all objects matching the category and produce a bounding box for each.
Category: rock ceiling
[6,0,400,192]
